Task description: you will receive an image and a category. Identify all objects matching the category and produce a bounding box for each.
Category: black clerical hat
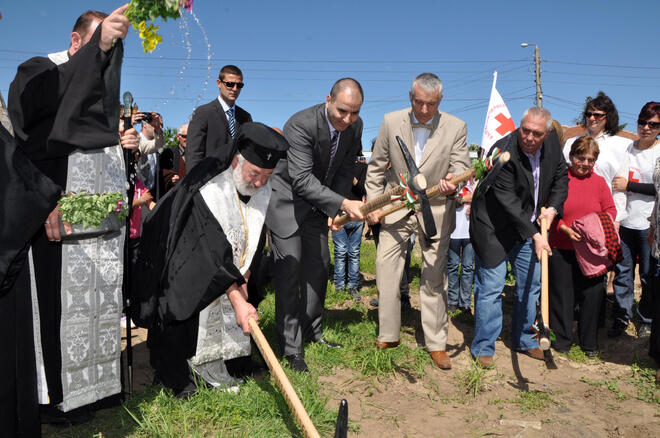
[236,122,289,169]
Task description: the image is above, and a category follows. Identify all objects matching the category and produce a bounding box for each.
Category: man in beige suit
[365,73,470,370]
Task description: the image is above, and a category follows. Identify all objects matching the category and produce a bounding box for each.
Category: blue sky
[1,1,659,150]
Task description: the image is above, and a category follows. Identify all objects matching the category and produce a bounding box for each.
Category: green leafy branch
[58,191,128,229]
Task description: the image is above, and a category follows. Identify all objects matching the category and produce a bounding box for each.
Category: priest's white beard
[232,155,258,197]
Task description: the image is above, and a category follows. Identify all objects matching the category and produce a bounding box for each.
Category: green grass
[558,344,601,364]
[122,371,338,438]
[630,356,660,405]
[579,376,627,401]
[456,355,490,397]
[513,390,553,413]
[358,239,377,275]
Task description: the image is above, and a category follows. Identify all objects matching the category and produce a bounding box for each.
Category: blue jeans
[471,239,541,357]
[613,226,652,323]
[447,238,474,308]
[332,221,364,290]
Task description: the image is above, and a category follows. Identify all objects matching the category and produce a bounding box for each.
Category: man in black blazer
[469,107,568,368]
[265,78,366,372]
[187,65,252,171]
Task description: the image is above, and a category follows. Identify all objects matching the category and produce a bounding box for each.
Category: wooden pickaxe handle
[375,168,476,220]
[248,318,321,438]
[374,150,511,221]
[332,186,404,227]
[539,208,551,350]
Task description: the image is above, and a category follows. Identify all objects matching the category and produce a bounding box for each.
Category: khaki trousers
[376,215,450,351]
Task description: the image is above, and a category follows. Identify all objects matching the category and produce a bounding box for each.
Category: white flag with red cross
[481,71,515,151]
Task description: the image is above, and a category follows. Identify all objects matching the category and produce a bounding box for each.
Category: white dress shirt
[412,113,432,166]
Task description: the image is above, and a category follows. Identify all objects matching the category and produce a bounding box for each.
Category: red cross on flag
[481,71,515,151]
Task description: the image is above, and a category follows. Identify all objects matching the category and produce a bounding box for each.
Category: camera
[139,112,153,124]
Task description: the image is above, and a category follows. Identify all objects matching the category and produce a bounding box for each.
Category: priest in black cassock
[0,123,60,437]
[6,5,132,426]
[134,122,289,398]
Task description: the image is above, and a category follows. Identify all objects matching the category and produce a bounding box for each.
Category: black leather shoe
[40,405,94,425]
[285,354,309,373]
[369,298,379,307]
[317,338,343,349]
[174,382,198,400]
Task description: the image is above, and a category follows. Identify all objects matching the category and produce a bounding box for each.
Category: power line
[544,70,660,81]
[545,60,660,71]
[543,79,660,89]
[0,50,527,64]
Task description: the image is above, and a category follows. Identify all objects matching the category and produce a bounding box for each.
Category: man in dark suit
[469,107,568,369]
[187,65,252,171]
[265,78,366,372]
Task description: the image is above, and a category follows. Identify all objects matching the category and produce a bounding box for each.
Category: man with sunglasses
[187,65,252,171]
[469,107,568,369]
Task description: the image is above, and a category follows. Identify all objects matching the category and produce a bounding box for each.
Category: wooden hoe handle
[248,318,321,438]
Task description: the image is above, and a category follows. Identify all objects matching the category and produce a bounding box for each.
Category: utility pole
[521,43,543,108]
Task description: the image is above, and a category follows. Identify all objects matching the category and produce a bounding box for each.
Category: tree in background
[162,127,178,150]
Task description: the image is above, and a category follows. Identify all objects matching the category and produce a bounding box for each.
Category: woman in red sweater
[548,136,617,356]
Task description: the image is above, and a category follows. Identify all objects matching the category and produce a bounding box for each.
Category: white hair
[177,123,188,135]
[521,107,553,131]
[232,153,258,196]
[411,73,443,98]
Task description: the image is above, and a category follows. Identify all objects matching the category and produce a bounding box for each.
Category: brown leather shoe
[475,355,494,369]
[374,340,400,350]
[429,350,451,370]
[520,348,544,361]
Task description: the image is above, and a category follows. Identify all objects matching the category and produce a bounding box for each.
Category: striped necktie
[226,107,236,137]
[329,130,339,164]
[325,130,340,180]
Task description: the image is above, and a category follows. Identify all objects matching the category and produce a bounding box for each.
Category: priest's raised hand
[100,4,130,52]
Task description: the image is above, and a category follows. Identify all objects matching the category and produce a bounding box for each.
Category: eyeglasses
[178,134,187,138]
[573,155,596,164]
[221,80,244,89]
[638,119,660,129]
[585,111,607,120]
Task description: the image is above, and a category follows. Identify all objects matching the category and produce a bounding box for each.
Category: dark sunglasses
[221,80,245,89]
[638,119,660,129]
[584,111,607,120]
[178,134,187,138]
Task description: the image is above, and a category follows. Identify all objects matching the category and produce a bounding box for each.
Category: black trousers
[0,257,40,437]
[649,259,660,367]
[272,213,329,356]
[548,249,604,352]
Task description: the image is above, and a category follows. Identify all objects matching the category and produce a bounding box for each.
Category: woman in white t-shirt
[562,92,630,196]
[610,102,660,338]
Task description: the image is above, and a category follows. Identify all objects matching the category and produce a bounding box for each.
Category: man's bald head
[329,78,364,103]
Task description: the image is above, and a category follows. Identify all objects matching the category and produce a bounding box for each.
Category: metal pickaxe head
[395,135,437,237]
